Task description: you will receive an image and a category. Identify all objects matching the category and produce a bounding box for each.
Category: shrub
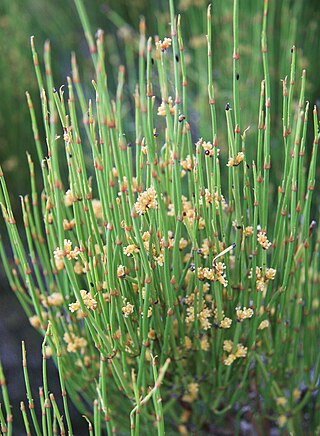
[0,0,319,434]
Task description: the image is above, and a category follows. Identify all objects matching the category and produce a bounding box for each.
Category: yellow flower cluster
[63,218,76,231]
[258,319,270,330]
[179,238,189,250]
[159,231,175,249]
[185,294,213,331]
[198,306,213,330]
[219,316,232,329]
[200,238,211,258]
[185,305,212,330]
[277,415,287,428]
[214,309,232,329]
[276,397,287,407]
[47,292,64,307]
[122,298,134,318]
[155,253,164,266]
[223,354,237,365]
[196,138,220,157]
[131,177,140,193]
[249,266,276,293]
[244,226,254,237]
[184,336,192,350]
[123,244,140,256]
[54,239,80,261]
[223,340,233,353]
[141,231,151,250]
[204,188,213,205]
[92,199,103,219]
[197,262,228,287]
[180,155,193,171]
[63,128,72,144]
[223,341,247,366]
[235,306,254,322]
[257,230,272,250]
[64,189,74,207]
[135,186,157,215]
[199,189,227,211]
[156,37,172,51]
[168,196,205,228]
[69,289,97,313]
[29,312,47,329]
[226,152,244,167]
[74,260,84,275]
[44,346,53,358]
[265,268,277,280]
[182,382,199,403]
[157,96,175,116]
[140,230,175,267]
[63,332,87,353]
[200,335,210,351]
[293,388,301,401]
[117,265,126,278]
[199,239,225,259]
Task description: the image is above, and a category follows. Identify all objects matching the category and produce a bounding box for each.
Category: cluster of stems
[0,0,319,434]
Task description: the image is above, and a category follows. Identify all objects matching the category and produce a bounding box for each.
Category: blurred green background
[0,0,319,433]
